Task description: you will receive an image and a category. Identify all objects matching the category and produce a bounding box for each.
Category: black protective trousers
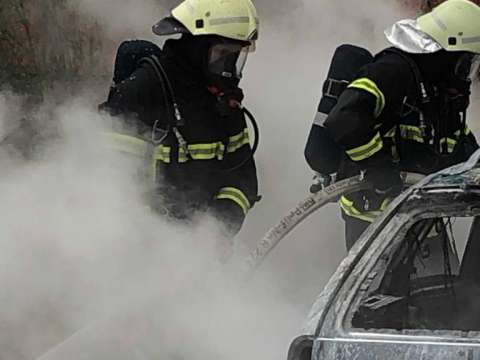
[343,213,370,251]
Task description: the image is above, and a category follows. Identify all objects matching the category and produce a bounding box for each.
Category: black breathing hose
[143,54,260,171]
[222,106,260,172]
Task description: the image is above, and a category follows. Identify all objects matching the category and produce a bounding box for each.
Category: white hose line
[243,172,424,275]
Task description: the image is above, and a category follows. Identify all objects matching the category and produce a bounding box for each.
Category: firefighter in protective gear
[420,0,480,12]
[321,0,480,250]
[99,0,260,240]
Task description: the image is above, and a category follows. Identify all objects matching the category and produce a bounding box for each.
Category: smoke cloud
[4,0,473,359]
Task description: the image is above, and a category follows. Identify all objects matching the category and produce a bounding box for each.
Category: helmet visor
[208,42,254,79]
[454,53,480,82]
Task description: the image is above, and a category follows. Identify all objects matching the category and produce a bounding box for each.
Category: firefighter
[312,0,480,250]
[420,0,480,12]
[99,0,260,245]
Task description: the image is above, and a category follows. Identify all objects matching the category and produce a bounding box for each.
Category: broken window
[352,216,480,331]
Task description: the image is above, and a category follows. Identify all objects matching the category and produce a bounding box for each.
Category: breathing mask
[445,52,480,113]
[206,39,255,82]
[454,53,480,83]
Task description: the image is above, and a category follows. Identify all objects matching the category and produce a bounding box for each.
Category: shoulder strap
[379,48,435,143]
[377,47,426,100]
[138,55,185,128]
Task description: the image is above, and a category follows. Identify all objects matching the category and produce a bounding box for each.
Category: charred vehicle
[288,150,480,360]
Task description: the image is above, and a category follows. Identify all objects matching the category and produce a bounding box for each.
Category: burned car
[288,151,480,360]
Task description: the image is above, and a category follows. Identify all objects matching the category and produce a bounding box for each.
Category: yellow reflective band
[348,78,386,117]
[179,147,189,163]
[216,187,251,215]
[154,144,171,164]
[380,198,391,211]
[227,128,250,153]
[102,132,149,157]
[346,132,383,161]
[384,127,396,138]
[339,196,382,223]
[399,125,424,143]
[178,142,225,163]
[440,137,457,153]
[465,126,472,135]
[188,142,225,160]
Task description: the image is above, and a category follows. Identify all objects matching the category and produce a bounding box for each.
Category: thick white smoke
[5,0,474,359]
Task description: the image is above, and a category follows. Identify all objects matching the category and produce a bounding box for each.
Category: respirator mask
[206,39,255,92]
[205,38,255,110]
[447,52,480,112]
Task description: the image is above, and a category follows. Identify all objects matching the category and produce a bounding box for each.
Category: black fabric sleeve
[324,53,415,167]
[211,107,259,233]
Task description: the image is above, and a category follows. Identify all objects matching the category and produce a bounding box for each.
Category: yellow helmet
[153,0,259,42]
[417,0,480,53]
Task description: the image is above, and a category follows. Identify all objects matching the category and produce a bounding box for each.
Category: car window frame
[333,195,480,342]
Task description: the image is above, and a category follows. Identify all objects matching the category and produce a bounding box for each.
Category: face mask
[207,41,254,80]
[454,53,480,83]
[444,53,479,113]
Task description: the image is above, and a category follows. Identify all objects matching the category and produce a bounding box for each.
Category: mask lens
[208,42,251,79]
[455,53,480,82]
[469,55,480,82]
[235,48,249,78]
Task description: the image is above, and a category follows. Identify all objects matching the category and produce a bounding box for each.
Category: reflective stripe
[440,137,457,153]
[216,187,251,215]
[188,142,225,160]
[210,17,250,26]
[432,11,447,31]
[399,125,424,143]
[178,129,249,163]
[462,36,480,44]
[348,78,385,117]
[102,132,149,157]
[154,144,171,164]
[227,128,250,153]
[179,142,225,163]
[384,127,396,138]
[313,112,327,126]
[339,196,390,223]
[179,148,189,163]
[346,132,383,161]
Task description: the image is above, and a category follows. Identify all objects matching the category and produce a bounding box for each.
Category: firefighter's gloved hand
[364,163,403,197]
[310,173,333,193]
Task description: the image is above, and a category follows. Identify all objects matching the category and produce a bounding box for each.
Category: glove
[310,172,334,194]
[364,162,403,197]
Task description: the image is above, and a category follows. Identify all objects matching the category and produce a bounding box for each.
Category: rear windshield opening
[352,216,480,332]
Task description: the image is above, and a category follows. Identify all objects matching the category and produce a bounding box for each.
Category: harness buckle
[323,78,349,99]
[152,120,169,145]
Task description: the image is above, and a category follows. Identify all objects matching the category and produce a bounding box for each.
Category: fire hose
[242,172,425,275]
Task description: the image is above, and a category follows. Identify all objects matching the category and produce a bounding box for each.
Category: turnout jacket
[100,40,258,232]
[324,49,479,223]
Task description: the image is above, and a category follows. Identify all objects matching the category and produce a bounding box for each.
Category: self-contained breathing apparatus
[305,43,479,193]
[107,39,259,174]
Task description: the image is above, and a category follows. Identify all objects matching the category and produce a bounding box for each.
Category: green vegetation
[0,0,108,95]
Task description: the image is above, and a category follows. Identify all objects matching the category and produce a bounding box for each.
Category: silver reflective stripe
[313,112,328,126]
[432,12,447,32]
[210,17,250,26]
[463,36,480,44]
